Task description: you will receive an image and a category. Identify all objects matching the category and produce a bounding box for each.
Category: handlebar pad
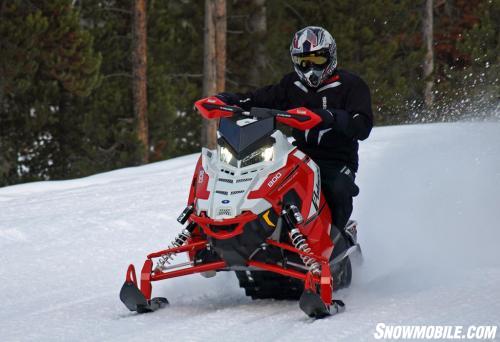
[195,96,242,119]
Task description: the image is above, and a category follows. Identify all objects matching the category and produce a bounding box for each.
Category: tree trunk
[132,0,149,163]
[423,0,434,109]
[201,0,226,149]
[215,0,226,96]
[249,0,267,87]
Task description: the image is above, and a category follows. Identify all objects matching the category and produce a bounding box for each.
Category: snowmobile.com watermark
[373,323,498,340]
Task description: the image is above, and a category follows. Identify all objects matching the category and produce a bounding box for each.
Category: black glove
[314,108,351,131]
[331,108,351,131]
[215,92,241,106]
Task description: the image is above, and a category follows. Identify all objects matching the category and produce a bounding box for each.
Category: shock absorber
[289,228,321,275]
[284,205,321,275]
[154,221,197,272]
[154,205,196,272]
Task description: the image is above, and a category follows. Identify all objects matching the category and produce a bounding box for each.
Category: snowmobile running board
[120,238,344,318]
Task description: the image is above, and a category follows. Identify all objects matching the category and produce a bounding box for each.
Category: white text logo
[374,323,497,340]
[267,172,282,188]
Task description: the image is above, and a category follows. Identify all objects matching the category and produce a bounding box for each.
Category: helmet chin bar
[302,68,325,88]
[307,72,320,87]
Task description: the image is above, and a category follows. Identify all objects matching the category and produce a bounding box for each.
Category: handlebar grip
[195,96,243,119]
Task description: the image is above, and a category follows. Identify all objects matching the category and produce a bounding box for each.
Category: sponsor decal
[221,199,230,204]
[267,172,282,188]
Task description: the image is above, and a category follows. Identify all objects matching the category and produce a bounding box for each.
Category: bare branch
[98,142,121,154]
[225,77,240,87]
[96,7,132,15]
[165,73,203,79]
[434,0,446,8]
[102,73,133,80]
[283,2,305,26]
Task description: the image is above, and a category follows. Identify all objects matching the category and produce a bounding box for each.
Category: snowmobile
[119,96,362,318]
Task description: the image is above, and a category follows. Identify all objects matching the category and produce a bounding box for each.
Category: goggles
[292,52,329,70]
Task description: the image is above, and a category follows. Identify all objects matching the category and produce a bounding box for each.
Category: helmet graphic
[290,26,337,88]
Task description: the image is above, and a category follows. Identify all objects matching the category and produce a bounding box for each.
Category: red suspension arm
[150,261,227,281]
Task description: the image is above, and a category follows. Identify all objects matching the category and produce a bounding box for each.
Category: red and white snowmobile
[119,96,362,318]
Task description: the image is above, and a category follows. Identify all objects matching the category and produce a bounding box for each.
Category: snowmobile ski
[119,281,168,313]
[299,290,345,318]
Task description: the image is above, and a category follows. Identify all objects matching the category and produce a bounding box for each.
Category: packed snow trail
[0,122,499,341]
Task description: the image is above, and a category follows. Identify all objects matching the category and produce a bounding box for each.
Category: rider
[215,26,373,243]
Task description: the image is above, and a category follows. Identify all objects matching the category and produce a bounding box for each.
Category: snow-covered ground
[1,122,499,341]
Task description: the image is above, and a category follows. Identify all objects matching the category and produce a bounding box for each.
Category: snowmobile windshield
[218,115,275,160]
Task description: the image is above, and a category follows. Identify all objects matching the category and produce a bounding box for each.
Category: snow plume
[406,67,500,124]
[355,123,500,289]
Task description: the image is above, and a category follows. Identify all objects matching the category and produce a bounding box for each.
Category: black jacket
[225,69,373,172]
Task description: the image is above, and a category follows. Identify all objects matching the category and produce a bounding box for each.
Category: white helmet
[290,26,337,88]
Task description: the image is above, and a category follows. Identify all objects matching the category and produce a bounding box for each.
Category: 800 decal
[267,172,282,188]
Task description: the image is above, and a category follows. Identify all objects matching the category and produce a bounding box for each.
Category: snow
[1,122,499,341]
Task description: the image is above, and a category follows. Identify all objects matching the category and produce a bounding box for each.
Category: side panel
[300,193,334,260]
[188,155,210,205]
[247,149,333,259]
[247,149,314,220]
[187,157,199,205]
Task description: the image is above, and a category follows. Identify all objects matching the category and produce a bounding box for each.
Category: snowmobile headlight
[219,146,237,167]
[240,146,274,167]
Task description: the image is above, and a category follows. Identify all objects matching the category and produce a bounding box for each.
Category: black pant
[315,159,359,230]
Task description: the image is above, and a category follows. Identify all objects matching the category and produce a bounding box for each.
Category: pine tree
[0,0,101,185]
[77,0,205,167]
[0,1,50,183]
[147,0,204,160]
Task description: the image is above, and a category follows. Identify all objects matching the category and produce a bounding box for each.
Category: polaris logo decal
[268,172,282,188]
[221,199,230,204]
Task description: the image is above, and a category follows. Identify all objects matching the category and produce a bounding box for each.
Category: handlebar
[194,96,322,131]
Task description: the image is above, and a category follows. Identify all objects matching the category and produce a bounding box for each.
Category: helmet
[290,26,337,88]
